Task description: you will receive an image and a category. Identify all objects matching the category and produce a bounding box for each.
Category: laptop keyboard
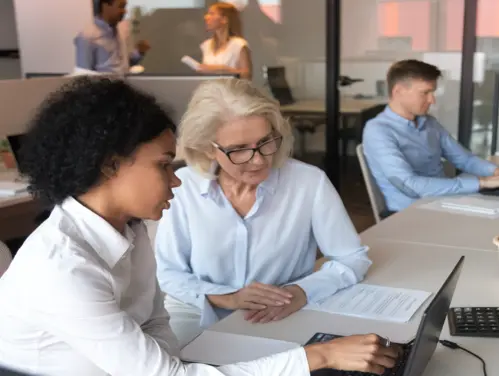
[307,333,412,376]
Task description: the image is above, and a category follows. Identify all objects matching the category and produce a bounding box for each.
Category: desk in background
[361,196,499,253]
[0,170,42,243]
[280,97,386,158]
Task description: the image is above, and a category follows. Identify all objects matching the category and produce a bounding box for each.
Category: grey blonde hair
[178,78,294,176]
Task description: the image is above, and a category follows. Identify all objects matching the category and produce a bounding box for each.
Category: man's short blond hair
[178,78,293,175]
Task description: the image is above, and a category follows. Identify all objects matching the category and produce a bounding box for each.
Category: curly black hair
[20,77,176,205]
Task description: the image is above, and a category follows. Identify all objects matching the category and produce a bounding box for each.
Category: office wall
[13,0,93,75]
[0,0,18,50]
[0,0,21,80]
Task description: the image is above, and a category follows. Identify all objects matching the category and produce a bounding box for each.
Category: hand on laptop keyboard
[309,334,402,375]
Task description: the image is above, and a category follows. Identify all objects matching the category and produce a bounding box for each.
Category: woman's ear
[101,157,121,179]
[204,143,217,160]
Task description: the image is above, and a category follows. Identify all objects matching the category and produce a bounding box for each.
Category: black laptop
[308,256,465,376]
[6,133,27,173]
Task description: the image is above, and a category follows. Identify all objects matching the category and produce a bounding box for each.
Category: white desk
[203,241,499,375]
[361,197,499,253]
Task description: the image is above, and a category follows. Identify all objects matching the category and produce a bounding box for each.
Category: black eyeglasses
[212,136,283,165]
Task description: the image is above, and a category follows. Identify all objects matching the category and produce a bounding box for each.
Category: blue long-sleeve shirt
[155,159,371,327]
[74,17,142,74]
[363,106,497,211]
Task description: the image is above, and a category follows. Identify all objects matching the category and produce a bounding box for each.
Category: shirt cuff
[483,162,497,177]
[194,287,238,328]
[293,262,360,304]
[457,174,481,193]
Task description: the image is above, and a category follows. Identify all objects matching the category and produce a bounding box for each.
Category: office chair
[0,240,12,277]
[356,144,388,223]
[263,66,324,157]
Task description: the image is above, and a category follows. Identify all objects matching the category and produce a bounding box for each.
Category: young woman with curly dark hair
[0,77,399,376]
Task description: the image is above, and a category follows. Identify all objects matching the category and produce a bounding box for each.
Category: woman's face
[204,6,226,32]
[109,129,181,221]
[211,115,281,186]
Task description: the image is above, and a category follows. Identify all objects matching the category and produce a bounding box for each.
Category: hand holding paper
[181,55,201,71]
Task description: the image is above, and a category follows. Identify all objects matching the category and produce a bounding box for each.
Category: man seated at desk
[74,0,150,74]
[363,59,499,213]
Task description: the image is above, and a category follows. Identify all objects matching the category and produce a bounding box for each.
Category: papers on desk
[180,331,299,365]
[420,196,499,219]
[0,181,28,197]
[305,284,431,323]
[440,197,499,216]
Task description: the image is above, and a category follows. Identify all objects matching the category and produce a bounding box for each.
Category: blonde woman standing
[199,2,252,80]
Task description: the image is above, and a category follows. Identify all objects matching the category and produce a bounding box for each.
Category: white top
[0,197,309,376]
[200,37,248,68]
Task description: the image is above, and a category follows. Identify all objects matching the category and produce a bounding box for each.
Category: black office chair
[263,66,324,158]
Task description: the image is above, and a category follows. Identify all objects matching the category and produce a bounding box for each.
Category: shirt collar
[198,163,280,198]
[61,197,135,269]
[384,105,428,130]
[94,16,115,36]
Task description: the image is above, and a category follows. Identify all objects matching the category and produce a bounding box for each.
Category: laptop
[308,256,465,376]
[6,133,28,176]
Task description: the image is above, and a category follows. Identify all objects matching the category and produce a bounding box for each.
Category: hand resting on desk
[244,284,307,323]
[207,281,293,310]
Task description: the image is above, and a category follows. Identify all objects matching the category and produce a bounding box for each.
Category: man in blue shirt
[74,0,151,74]
[363,59,499,213]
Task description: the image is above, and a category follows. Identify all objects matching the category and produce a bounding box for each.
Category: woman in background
[199,2,252,80]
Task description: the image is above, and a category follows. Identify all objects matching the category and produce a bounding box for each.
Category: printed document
[305,284,431,323]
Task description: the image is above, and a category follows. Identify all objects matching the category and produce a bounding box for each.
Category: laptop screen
[403,256,464,376]
[6,133,27,173]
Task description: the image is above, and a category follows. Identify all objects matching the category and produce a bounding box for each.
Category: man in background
[74,0,151,74]
[363,59,499,214]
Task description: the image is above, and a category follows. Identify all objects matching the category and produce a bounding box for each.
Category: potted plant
[0,139,16,169]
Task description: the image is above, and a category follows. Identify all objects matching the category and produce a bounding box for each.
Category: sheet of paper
[181,55,201,71]
[419,198,499,219]
[305,284,431,323]
[180,331,299,366]
[439,196,499,215]
[0,181,28,197]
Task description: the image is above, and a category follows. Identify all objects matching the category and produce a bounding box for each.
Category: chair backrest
[0,241,12,277]
[263,66,295,105]
[356,144,387,224]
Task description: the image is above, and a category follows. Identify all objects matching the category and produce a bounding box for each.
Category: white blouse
[200,37,248,69]
[0,197,309,376]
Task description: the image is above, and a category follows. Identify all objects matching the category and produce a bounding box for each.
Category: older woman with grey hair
[155,78,372,347]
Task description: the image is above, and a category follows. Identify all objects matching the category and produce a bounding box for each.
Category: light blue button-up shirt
[74,17,142,74]
[363,106,497,212]
[155,159,371,327]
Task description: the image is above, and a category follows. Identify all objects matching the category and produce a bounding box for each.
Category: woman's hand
[243,285,307,323]
[207,282,293,310]
[305,334,402,375]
